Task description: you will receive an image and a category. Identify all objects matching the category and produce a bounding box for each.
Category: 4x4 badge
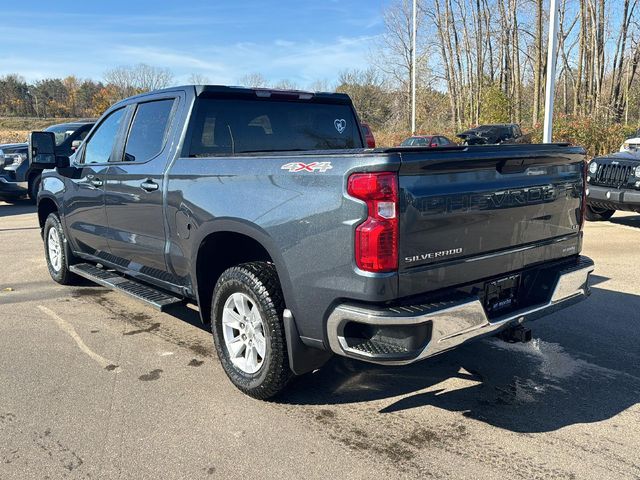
[281,162,333,173]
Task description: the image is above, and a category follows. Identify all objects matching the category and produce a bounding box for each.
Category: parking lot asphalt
[0,200,639,480]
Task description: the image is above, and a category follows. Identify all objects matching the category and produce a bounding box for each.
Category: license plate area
[484,274,521,315]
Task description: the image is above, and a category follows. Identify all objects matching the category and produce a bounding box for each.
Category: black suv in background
[0,121,94,202]
[457,124,526,145]
[585,152,640,221]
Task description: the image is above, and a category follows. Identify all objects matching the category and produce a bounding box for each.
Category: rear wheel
[44,213,79,285]
[585,205,615,222]
[211,261,292,399]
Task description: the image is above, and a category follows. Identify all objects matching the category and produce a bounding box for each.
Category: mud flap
[283,309,332,376]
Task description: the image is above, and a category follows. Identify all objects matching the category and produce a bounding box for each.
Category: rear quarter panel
[166,152,399,343]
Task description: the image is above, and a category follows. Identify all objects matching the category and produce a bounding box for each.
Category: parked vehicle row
[29,84,593,399]
[398,123,527,148]
[0,121,94,202]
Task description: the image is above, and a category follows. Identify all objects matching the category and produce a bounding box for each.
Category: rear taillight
[366,134,376,148]
[361,123,376,148]
[347,172,398,272]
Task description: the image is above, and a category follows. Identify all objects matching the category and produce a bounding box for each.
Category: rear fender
[189,219,296,324]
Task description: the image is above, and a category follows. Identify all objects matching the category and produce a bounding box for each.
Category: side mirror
[71,140,82,152]
[28,131,69,169]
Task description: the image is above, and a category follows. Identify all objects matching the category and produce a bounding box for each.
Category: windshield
[401,137,429,146]
[45,124,80,146]
[188,98,363,156]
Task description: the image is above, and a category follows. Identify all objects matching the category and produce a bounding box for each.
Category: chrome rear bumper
[326,256,594,365]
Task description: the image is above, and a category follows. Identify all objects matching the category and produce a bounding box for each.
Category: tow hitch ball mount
[498,325,532,343]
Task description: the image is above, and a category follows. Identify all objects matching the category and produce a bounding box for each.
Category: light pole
[411,0,417,135]
[543,0,559,143]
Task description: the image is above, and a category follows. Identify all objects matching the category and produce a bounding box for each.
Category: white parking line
[38,305,121,372]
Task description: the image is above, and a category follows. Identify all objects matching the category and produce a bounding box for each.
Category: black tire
[43,213,79,285]
[585,205,615,222]
[28,173,41,202]
[211,261,292,399]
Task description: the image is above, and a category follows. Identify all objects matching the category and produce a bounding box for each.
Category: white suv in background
[620,130,640,154]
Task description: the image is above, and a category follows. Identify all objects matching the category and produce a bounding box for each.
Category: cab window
[82,109,126,164]
[123,99,175,163]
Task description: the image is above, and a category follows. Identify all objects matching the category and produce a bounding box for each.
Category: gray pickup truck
[30,85,594,399]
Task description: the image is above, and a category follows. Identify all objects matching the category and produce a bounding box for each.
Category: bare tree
[237,73,269,88]
[375,0,430,129]
[104,63,173,99]
[188,73,210,85]
[272,79,299,90]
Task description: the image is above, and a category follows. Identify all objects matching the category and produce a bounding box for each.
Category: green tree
[479,84,511,124]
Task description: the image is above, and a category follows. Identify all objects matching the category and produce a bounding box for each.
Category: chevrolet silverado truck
[585,152,640,220]
[30,85,594,399]
[0,121,93,202]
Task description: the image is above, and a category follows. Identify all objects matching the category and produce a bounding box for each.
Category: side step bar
[69,263,183,311]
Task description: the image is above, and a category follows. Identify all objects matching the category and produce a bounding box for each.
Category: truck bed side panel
[165,152,400,342]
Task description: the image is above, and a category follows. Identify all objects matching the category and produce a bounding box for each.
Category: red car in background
[361,122,376,148]
[400,135,455,147]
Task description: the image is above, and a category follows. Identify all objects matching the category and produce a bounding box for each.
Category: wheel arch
[37,196,59,231]
[191,220,294,325]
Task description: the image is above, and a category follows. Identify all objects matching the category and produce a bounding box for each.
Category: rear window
[123,99,175,162]
[188,98,362,156]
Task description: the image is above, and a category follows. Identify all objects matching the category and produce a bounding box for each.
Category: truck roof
[117,84,353,105]
[46,121,95,129]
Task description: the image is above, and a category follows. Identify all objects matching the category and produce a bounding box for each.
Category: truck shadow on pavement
[280,278,640,434]
[609,214,640,229]
[0,200,36,218]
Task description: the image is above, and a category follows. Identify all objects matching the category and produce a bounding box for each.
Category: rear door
[64,108,127,257]
[104,96,179,282]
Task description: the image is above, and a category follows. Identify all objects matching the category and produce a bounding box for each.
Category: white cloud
[0,8,381,88]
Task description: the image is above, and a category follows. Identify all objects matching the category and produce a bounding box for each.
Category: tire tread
[211,261,292,399]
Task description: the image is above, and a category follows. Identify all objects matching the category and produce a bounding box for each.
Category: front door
[63,107,127,257]
[104,97,177,282]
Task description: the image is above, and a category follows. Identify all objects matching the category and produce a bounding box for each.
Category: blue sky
[0,0,388,88]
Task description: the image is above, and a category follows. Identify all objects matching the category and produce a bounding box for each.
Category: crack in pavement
[37,305,122,373]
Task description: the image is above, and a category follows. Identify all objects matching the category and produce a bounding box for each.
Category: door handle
[140,179,159,192]
[90,178,103,188]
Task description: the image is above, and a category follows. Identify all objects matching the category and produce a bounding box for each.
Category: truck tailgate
[397,144,585,297]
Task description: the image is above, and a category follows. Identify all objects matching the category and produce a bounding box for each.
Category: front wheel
[211,262,292,399]
[585,205,615,222]
[44,213,79,285]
